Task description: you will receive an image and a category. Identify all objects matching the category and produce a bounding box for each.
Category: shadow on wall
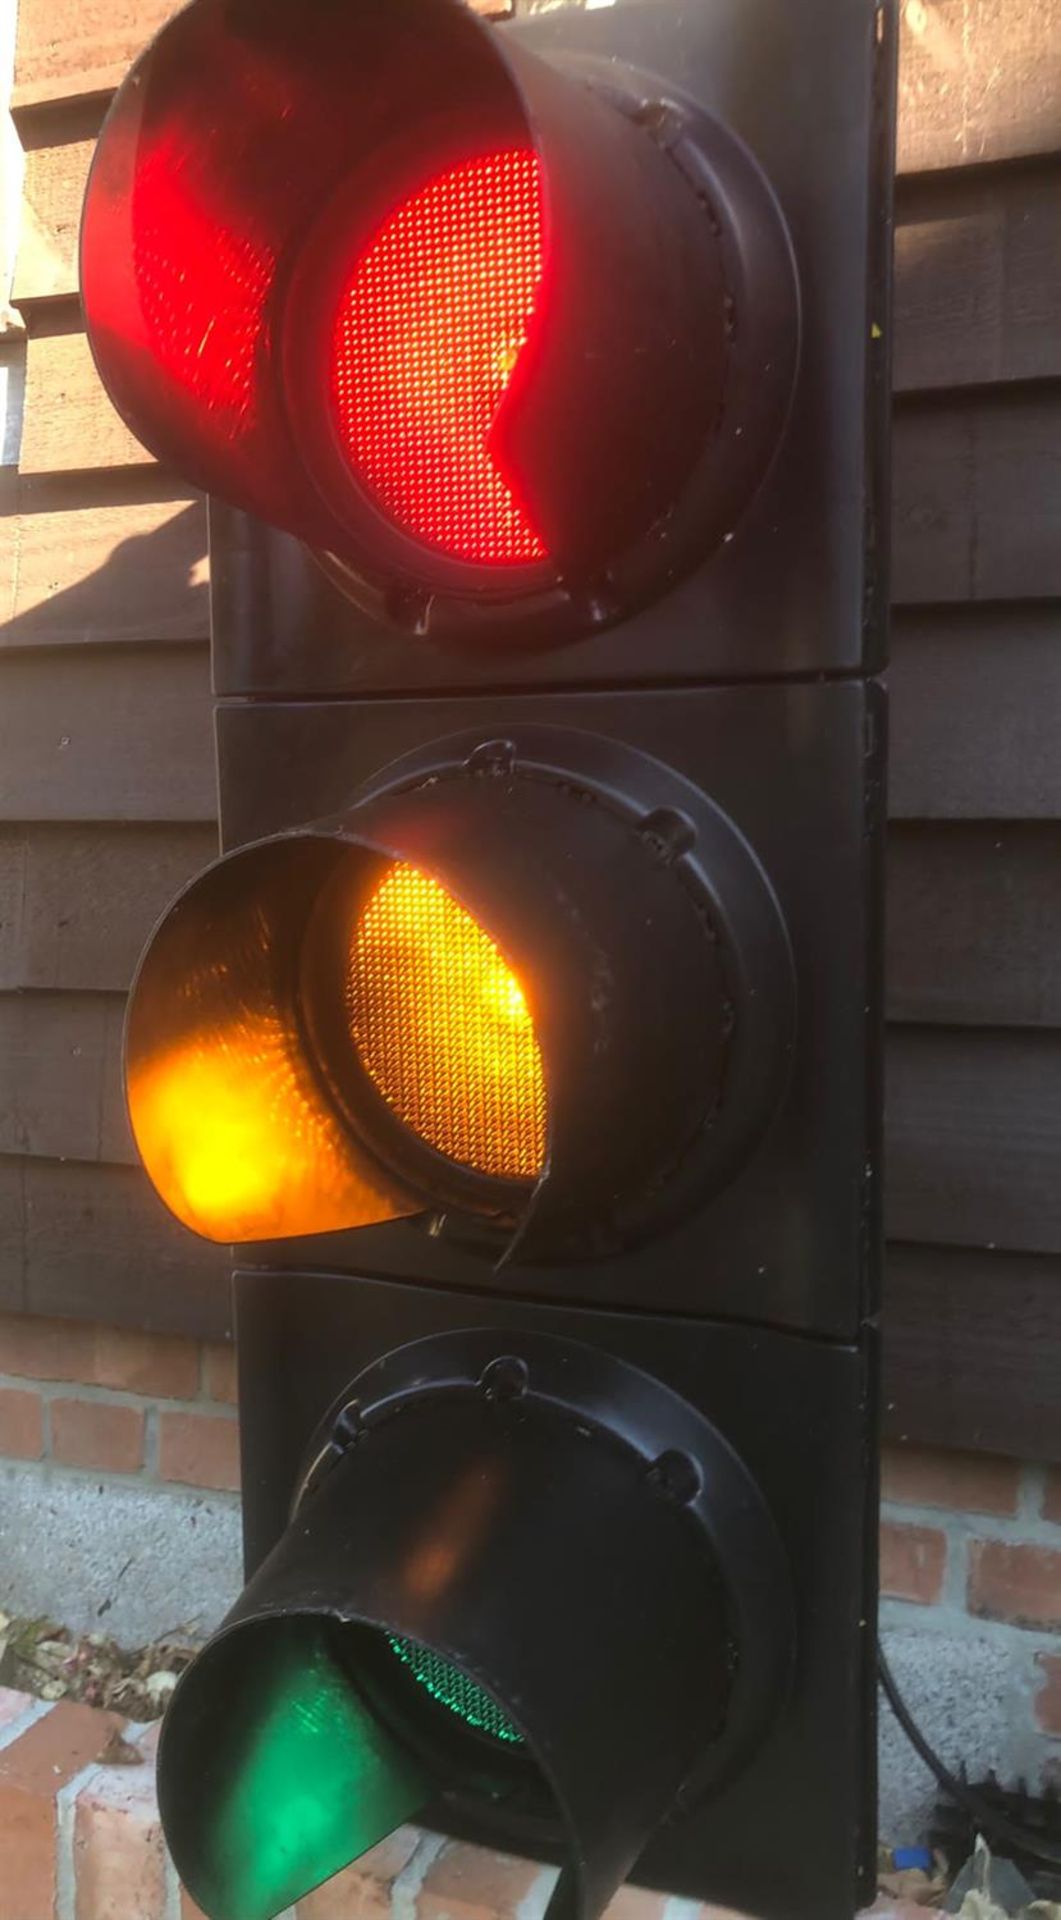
[0,474,209,647]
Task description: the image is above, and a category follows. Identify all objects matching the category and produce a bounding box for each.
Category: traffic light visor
[125,838,551,1244]
[81,0,796,632]
[125,729,793,1257]
[158,1330,795,1920]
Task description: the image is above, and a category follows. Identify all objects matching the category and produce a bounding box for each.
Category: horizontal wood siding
[886,824,1061,1027]
[885,0,1061,1456]
[4,0,1061,1456]
[0,482,208,647]
[0,1156,229,1336]
[0,822,217,990]
[0,645,216,820]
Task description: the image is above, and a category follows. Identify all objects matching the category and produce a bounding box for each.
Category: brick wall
[0,1686,929,1920]
[0,1312,240,1495]
[880,1445,1061,1758]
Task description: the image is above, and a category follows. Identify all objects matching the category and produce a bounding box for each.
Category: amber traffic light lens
[347,863,546,1180]
[128,1014,392,1244]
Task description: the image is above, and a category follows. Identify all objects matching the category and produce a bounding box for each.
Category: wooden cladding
[13,0,1061,161]
[887,823,1061,1028]
[19,330,154,475]
[0,483,208,646]
[893,160,1061,393]
[0,1156,229,1338]
[0,645,216,822]
[885,1244,1061,1464]
[896,0,1061,172]
[893,393,1061,605]
[889,608,1061,819]
[4,0,1061,1457]
[0,822,218,991]
[12,0,176,109]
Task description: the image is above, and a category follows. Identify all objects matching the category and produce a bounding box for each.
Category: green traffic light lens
[385,1634,523,1746]
[162,1617,431,1920]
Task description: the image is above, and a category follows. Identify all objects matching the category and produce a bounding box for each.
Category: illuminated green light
[183,1620,429,1920]
[386,1634,523,1746]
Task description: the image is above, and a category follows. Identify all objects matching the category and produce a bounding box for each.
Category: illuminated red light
[331,148,547,566]
[132,143,274,430]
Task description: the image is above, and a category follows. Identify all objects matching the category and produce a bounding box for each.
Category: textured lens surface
[331,149,545,564]
[133,142,273,434]
[386,1636,523,1746]
[347,863,546,1180]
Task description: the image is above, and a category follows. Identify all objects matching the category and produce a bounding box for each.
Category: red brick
[203,1342,238,1406]
[879,1521,946,1604]
[297,1829,422,1919]
[52,1398,144,1473]
[0,1385,44,1459]
[74,1760,168,1919]
[603,1890,667,1920]
[0,1311,94,1384]
[90,1325,199,1399]
[1043,1468,1061,1525]
[881,1445,1020,1517]
[0,1311,197,1398]
[969,1540,1061,1629]
[418,1844,552,1920]
[0,1701,123,1920]
[159,1410,240,1491]
[1036,1653,1061,1734]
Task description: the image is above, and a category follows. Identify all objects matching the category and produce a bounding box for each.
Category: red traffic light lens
[82,0,798,636]
[132,142,273,436]
[331,148,547,566]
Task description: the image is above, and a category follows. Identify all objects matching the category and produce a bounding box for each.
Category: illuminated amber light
[128,1005,396,1243]
[348,864,546,1180]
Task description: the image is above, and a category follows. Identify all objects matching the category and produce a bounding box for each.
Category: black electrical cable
[878,1638,1061,1872]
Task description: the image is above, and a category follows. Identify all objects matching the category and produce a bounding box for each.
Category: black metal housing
[160,1327,795,1920]
[81,0,798,640]
[124,725,795,1259]
[211,0,893,689]
[220,682,882,1342]
[232,1272,878,1920]
[97,0,894,1913]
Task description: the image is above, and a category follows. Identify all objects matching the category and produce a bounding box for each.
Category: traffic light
[80,1,894,1918]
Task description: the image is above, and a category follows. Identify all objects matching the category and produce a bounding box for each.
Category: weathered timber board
[883,1242,1061,1463]
[897,0,1061,174]
[893,388,1061,605]
[886,1027,1061,1254]
[886,823,1061,1027]
[0,1155,230,1337]
[0,644,216,822]
[889,606,1061,819]
[0,482,208,647]
[0,991,131,1163]
[894,160,1061,393]
[19,327,153,475]
[0,822,218,991]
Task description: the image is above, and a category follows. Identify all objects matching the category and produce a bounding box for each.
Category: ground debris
[945,1837,1061,1920]
[0,1611,196,1721]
